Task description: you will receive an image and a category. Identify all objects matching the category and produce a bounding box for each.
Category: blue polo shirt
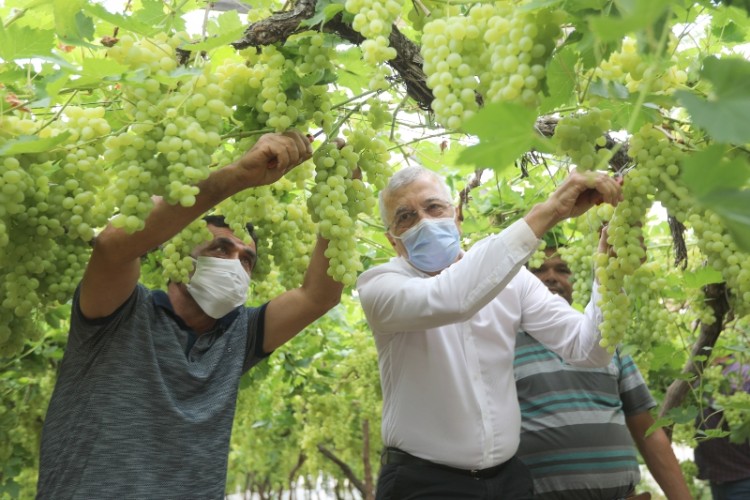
[37,284,268,499]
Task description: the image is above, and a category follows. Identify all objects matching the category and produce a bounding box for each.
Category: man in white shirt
[356,166,622,499]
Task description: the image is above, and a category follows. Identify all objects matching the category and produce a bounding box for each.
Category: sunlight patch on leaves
[53,0,95,45]
[0,24,55,60]
[82,2,157,37]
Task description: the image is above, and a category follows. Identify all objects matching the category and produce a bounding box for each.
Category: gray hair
[378,165,453,227]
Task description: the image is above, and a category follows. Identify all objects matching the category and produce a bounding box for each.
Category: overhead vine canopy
[1,0,749,497]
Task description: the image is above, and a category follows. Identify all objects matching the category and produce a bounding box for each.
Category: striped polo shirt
[514,332,655,499]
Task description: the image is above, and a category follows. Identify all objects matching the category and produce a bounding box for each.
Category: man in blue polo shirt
[37,131,344,499]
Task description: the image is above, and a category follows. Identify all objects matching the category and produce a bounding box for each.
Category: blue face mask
[395,217,460,273]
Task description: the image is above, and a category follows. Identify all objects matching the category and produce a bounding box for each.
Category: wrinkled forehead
[197,224,257,253]
[385,175,450,213]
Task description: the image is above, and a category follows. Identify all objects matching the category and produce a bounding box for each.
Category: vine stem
[34,90,79,135]
[222,128,275,140]
[320,103,362,147]
[386,131,460,151]
[3,7,27,28]
[331,88,384,110]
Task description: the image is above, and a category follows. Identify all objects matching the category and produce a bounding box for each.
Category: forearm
[263,236,342,352]
[95,162,249,263]
[301,235,344,311]
[629,416,692,499]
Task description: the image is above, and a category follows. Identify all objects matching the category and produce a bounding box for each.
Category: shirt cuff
[505,218,541,261]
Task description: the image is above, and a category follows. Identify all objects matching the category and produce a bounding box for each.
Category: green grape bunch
[554,108,614,171]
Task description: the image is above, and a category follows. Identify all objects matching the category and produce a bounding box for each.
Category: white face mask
[186,256,250,318]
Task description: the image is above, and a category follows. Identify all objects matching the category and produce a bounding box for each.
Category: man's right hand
[235,131,312,187]
[524,170,622,238]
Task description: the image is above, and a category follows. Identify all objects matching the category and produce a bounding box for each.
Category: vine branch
[317,443,367,496]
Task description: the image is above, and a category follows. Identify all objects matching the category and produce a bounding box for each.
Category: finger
[592,174,621,206]
[284,130,312,159]
[270,137,291,171]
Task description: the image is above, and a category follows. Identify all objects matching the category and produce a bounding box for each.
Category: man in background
[694,355,750,500]
[514,244,691,499]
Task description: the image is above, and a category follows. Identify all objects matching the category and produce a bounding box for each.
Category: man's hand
[549,170,623,220]
[525,171,622,238]
[236,130,312,187]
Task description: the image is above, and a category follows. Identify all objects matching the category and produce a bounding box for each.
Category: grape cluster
[160,220,213,285]
[554,108,613,171]
[595,37,689,95]
[629,125,750,317]
[0,108,114,357]
[366,98,393,130]
[421,4,565,130]
[622,261,672,358]
[688,210,750,318]
[559,204,613,306]
[421,8,489,131]
[595,127,663,349]
[480,7,564,108]
[104,34,232,232]
[309,143,363,286]
[306,128,391,286]
[344,0,401,89]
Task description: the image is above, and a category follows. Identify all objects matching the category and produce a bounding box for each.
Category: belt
[381,447,509,480]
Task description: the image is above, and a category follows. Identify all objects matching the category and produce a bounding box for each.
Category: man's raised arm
[80,131,312,319]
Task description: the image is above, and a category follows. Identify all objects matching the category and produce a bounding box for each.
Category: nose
[536,270,557,284]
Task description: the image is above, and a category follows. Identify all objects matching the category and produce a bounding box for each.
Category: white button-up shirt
[356,219,611,470]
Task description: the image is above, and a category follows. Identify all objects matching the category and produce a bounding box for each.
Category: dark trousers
[375,453,533,500]
[711,477,750,500]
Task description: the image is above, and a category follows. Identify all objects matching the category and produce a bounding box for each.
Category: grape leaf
[68,58,130,88]
[82,2,159,37]
[588,0,671,42]
[675,56,750,145]
[132,0,170,27]
[0,133,72,155]
[683,267,724,288]
[680,144,750,198]
[540,46,577,114]
[301,0,346,27]
[188,11,246,52]
[53,0,95,45]
[0,24,55,60]
[457,102,540,173]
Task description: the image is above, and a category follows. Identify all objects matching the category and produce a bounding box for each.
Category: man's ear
[385,232,397,250]
[454,207,463,235]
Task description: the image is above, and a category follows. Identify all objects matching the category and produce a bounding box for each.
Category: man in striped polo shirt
[514,246,691,499]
